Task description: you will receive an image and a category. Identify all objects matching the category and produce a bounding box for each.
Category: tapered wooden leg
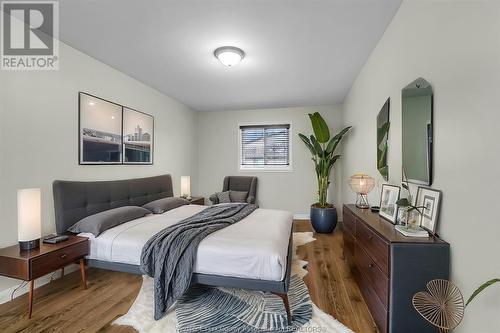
[80,259,87,290]
[272,292,292,325]
[28,280,34,319]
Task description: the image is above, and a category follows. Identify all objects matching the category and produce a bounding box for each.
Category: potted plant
[299,112,351,233]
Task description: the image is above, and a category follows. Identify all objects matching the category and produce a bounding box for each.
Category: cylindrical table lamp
[18,188,42,251]
[180,176,191,200]
[348,174,375,209]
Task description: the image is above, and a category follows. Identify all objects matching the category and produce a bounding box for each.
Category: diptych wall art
[79,92,154,165]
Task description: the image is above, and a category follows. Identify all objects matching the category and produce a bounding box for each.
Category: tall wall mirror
[402,78,433,185]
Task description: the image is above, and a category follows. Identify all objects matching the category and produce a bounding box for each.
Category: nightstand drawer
[30,241,88,279]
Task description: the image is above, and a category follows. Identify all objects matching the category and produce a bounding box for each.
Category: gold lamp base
[355,194,370,209]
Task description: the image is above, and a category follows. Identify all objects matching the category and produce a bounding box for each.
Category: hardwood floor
[0,221,377,333]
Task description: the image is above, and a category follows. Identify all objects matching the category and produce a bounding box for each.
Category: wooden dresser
[343,204,450,333]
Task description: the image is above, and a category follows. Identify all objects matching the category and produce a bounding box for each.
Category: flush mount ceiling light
[214,46,245,67]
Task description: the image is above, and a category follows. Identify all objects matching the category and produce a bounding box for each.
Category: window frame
[238,122,293,172]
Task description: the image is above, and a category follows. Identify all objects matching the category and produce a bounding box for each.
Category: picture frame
[78,92,154,165]
[79,92,123,165]
[415,187,442,234]
[379,184,401,224]
[123,107,154,164]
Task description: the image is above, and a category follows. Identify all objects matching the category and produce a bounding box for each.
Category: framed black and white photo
[79,93,123,164]
[379,184,400,223]
[416,187,442,234]
[123,108,153,164]
[78,92,154,165]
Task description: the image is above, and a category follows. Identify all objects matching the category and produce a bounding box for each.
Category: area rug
[113,232,354,333]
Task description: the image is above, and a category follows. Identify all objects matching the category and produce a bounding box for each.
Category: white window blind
[240,124,290,168]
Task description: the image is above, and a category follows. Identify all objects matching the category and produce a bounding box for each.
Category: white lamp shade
[180,176,191,197]
[17,188,41,242]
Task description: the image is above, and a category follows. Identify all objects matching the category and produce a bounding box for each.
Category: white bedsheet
[80,204,293,281]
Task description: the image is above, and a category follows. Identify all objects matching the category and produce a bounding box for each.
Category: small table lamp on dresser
[348,173,375,209]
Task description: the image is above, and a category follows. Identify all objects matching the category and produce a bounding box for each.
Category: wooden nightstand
[185,196,205,205]
[0,235,89,318]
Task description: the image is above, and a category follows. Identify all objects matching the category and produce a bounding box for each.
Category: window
[239,124,291,170]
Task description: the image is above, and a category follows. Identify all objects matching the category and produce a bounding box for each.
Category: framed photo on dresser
[379,184,400,223]
[415,187,442,234]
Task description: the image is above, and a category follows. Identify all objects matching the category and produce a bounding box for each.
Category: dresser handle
[368,263,373,268]
[60,254,67,259]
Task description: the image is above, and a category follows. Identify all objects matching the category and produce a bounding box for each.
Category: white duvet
[79,204,293,281]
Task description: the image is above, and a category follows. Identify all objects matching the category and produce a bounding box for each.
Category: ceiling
[58,0,401,111]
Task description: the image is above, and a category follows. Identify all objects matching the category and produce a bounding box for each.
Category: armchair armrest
[209,193,219,205]
[246,195,255,204]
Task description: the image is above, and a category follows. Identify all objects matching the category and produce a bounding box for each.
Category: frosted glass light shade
[180,176,191,198]
[18,188,42,250]
[214,46,245,67]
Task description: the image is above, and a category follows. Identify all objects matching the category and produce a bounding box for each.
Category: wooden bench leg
[80,259,87,290]
[272,292,292,325]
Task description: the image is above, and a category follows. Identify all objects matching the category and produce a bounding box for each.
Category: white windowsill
[239,166,294,173]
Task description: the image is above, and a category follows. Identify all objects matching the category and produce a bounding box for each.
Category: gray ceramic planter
[310,206,338,234]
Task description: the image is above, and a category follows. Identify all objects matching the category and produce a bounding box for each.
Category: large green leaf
[396,198,410,207]
[326,126,352,154]
[377,144,388,169]
[298,133,316,156]
[377,122,390,145]
[310,135,324,157]
[308,112,330,143]
[466,278,500,307]
[378,165,388,179]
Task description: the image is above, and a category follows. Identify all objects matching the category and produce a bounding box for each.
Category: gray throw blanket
[140,203,258,320]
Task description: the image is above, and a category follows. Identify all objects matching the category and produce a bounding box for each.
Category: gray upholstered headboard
[53,174,173,234]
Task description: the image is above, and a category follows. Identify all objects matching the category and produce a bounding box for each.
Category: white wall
[341,1,500,331]
[0,42,198,293]
[197,105,344,215]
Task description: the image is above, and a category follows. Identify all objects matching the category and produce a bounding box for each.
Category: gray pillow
[230,190,248,203]
[68,206,150,236]
[217,191,231,203]
[143,197,190,214]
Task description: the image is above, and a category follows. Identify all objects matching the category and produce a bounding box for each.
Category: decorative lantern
[348,174,375,209]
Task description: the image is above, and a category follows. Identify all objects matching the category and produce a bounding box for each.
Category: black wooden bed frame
[53,174,293,323]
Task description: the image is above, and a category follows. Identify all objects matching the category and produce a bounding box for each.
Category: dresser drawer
[343,230,355,265]
[342,207,356,236]
[30,241,89,279]
[357,221,389,275]
[355,243,389,309]
[354,265,388,333]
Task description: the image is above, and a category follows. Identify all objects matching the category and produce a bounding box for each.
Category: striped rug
[176,275,311,333]
[114,232,354,333]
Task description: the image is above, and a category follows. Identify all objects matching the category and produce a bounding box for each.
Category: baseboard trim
[293,213,310,220]
[0,264,79,305]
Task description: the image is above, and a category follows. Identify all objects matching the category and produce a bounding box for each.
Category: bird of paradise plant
[298,112,351,208]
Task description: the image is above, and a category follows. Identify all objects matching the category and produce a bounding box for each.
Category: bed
[52,174,294,321]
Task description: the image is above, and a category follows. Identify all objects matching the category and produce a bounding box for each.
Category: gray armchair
[209,176,258,205]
